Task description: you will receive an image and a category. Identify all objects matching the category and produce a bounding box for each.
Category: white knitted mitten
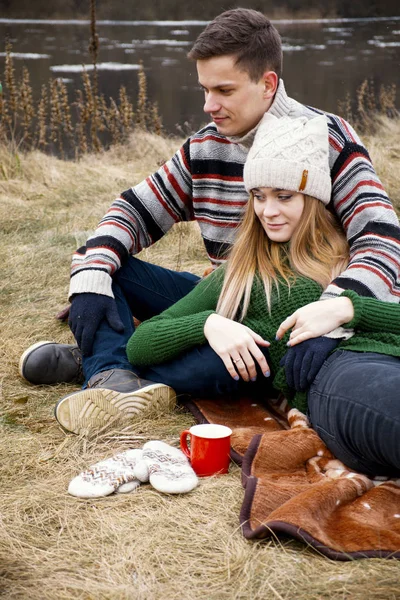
[133,441,198,494]
[68,448,143,498]
[116,480,142,494]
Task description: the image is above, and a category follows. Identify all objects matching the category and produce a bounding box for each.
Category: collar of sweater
[227,79,296,149]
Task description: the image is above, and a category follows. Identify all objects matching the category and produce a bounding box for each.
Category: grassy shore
[1,123,400,600]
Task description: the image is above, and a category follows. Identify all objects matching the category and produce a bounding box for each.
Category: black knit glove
[69,293,124,355]
[279,336,340,392]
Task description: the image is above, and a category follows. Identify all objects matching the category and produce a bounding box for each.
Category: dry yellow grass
[1,125,400,600]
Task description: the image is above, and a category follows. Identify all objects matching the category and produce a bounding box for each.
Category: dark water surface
[0,17,400,135]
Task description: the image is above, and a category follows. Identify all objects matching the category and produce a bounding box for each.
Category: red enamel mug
[180,423,232,477]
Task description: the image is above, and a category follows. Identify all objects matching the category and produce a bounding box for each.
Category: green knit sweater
[126,267,400,412]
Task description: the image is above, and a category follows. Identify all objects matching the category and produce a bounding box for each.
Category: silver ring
[232,358,242,363]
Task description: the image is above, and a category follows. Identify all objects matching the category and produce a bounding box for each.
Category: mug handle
[180,430,191,459]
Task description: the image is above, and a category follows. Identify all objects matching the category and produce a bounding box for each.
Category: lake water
[0,16,400,135]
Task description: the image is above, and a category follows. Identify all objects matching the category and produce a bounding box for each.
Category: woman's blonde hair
[216,193,350,321]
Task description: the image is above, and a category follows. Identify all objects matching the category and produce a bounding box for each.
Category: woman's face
[252,187,305,242]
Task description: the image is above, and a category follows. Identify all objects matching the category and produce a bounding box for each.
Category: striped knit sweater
[126,267,400,412]
[69,80,400,303]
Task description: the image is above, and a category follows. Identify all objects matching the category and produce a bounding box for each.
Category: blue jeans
[308,350,400,478]
[138,343,274,398]
[82,256,200,385]
[83,256,274,397]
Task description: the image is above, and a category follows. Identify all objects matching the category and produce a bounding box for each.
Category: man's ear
[262,71,278,100]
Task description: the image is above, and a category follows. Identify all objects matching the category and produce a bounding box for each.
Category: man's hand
[275,297,354,346]
[280,336,340,392]
[69,293,124,355]
[204,313,270,381]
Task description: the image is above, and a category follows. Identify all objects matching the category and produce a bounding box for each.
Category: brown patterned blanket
[184,395,400,561]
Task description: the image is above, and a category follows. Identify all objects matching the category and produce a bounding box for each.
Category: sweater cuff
[68,270,114,300]
[340,289,363,328]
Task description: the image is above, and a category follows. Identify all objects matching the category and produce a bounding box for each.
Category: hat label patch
[299,169,308,191]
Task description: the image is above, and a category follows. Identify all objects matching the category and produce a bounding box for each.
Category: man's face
[197,55,274,137]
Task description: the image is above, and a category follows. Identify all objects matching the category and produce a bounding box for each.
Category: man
[20,9,400,434]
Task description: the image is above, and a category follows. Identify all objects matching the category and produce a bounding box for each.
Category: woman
[126,114,400,478]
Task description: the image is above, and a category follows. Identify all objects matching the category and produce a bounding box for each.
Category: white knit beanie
[243,114,331,205]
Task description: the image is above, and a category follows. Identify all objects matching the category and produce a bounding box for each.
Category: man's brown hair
[188,8,283,81]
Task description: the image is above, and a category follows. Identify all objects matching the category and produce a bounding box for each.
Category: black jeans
[308,350,400,478]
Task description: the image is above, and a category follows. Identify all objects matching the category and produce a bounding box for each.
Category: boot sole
[19,340,54,381]
[54,385,176,434]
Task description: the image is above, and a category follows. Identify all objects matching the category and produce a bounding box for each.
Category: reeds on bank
[338,78,399,133]
[0,38,162,160]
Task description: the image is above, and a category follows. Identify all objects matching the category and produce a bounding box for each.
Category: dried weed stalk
[75,89,88,157]
[88,0,99,96]
[107,98,122,146]
[136,63,148,129]
[49,77,65,157]
[18,66,34,140]
[119,85,134,131]
[37,84,48,150]
[379,83,398,119]
[58,78,74,140]
[4,38,17,115]
[337,91,353,124]
[0,86,11,138]
[150,101,163,136]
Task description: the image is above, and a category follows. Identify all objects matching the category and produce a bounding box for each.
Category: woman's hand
[204,313,270,381]
[276,297,354,346]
